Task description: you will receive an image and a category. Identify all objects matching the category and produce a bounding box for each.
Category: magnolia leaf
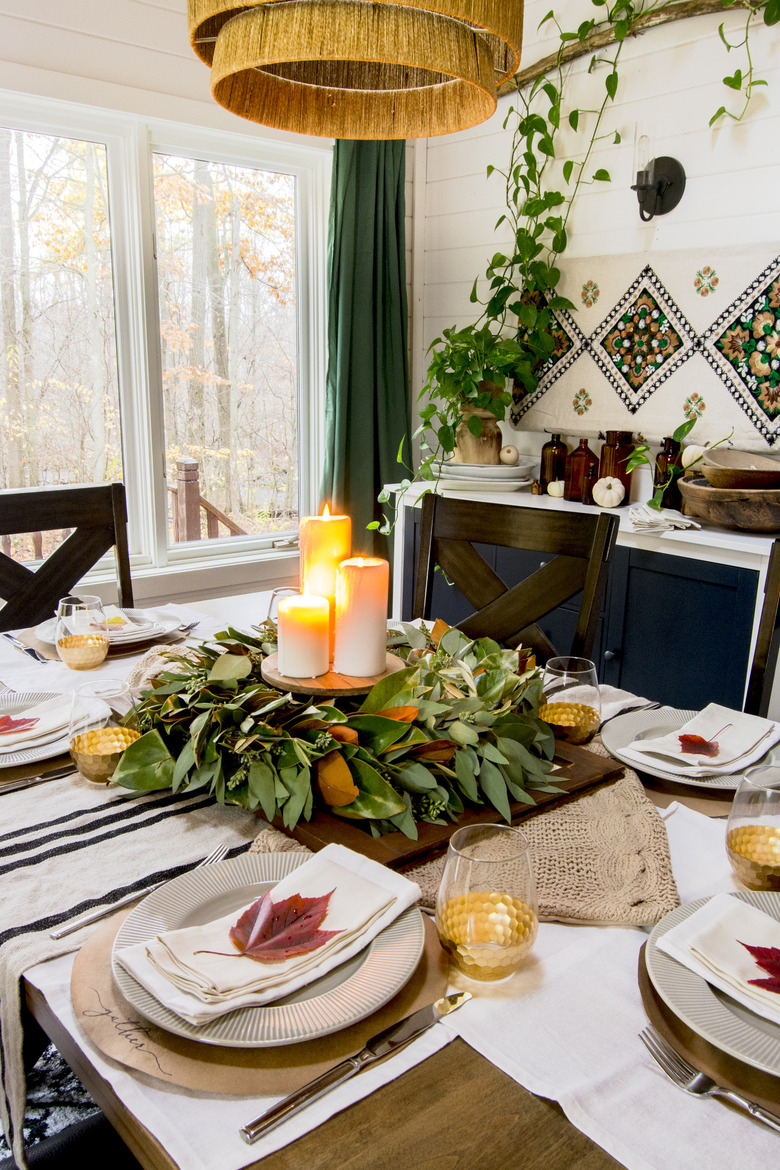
[359,666,419,714]
[209,653,253,682]
[112,730,175,790]
[227,890,341,962]
[316,750,359,807]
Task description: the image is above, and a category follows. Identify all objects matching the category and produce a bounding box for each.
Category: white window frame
[0,90,331,601]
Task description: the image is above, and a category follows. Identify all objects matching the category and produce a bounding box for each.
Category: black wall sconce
[631,155,686,222]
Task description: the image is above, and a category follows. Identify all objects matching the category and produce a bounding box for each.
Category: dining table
[0,591,778,1170]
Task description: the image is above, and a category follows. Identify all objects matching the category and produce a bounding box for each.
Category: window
[0,96,329,591]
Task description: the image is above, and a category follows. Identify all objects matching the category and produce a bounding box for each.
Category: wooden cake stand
[260,652,407,697]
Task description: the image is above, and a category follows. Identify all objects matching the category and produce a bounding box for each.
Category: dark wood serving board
[275,741,624,869]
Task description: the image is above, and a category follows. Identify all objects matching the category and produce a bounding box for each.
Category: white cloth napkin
[620,703,780,776]
[629,505,701,532]
[656,892,780,1027]
[116,843,421,1026]
[0,694,73,752]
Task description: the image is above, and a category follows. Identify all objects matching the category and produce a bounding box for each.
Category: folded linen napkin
[0,694,72,752]
[116,843,421,1026]
[628,505,701,533]
[620,703,780,776]
[656,893,780,1027]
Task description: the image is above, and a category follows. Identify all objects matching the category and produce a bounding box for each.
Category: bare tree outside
[0,128,300,562]
[0,127,120,559]
[153,153,299,544]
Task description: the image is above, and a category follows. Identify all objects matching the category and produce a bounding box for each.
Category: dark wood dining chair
[412,493,619,662]
[0,483,133,632]
[744,539,780,717]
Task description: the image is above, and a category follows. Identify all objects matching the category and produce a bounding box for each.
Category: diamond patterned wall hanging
[702,255,780,444]
[588,266,696,412]
[510,306,587,425]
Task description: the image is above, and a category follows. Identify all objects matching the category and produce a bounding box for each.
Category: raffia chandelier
[186,0,524,139]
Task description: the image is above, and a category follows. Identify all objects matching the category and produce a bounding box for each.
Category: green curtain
[321,140,411,560]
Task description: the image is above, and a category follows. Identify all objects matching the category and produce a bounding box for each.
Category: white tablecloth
[24,803,780,1170]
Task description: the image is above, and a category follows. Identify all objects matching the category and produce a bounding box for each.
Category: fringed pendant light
[186,0,524,139]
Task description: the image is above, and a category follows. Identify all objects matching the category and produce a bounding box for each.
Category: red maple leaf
[740,941,780,995]
[0,715,39,736]
[227,889,342,963]
[678,723,732,757]
[679,734,720,756]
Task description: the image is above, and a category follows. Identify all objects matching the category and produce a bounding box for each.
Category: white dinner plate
[0,691,67,768]
[438,477,533,493]
[35,608,180,647]
[112,852,425,1048]
[645,891,780,1077]
[600,706,776,791]
[434,459,538,480]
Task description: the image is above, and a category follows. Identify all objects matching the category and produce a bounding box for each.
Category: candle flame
[322,504,330,518]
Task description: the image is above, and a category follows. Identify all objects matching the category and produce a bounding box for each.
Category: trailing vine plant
[374,0,777,533]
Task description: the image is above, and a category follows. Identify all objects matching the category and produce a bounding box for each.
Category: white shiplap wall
[413,1,780,447]
[0,0,333,146]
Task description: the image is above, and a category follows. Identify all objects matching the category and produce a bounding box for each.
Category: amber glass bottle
[540,433,567,492]
[654,436,682,509]
[600,430,634,502]
[564,438,599,502]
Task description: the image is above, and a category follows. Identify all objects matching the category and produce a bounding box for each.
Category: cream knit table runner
[250,752,680,928]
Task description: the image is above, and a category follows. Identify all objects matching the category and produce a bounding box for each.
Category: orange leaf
[373,706,418,722]
[316,751,359,806]
[430,618,450,646]
[328,725,359,745]
[409,739,457,762]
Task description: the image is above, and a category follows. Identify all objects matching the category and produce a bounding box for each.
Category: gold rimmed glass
[69,680,140,784]
[55,595,110,670]
[726,765,780,891]
[540,655,601,745]
[435,824,538,983]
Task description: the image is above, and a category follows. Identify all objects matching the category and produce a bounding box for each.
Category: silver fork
[640,1026,780,1133]
[50,842,230,939]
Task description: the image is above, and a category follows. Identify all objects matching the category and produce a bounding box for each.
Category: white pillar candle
[277,594,329,678]
[299,508,352,657]
[333,557,389,677]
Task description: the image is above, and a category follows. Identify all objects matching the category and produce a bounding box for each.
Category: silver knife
[240,990,471,1144]
[0,633,47,662]
[0,764,76,794]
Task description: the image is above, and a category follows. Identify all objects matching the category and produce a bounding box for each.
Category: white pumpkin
[681,444,706,469]
[591,476,626,508]
[499,445,520,465]
[547,479,565,497]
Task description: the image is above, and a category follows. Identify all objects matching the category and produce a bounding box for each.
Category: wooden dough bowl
[701,448,780,490]
[679,476,780,533]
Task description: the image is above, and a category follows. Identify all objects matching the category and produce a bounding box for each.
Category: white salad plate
[35,609,180,647]
[646,891,780,1077]
[112,852,425,1048]
[600,706,775,791]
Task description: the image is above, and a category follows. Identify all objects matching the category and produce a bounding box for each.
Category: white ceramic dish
[438,477,532,493]
[112,852,425,1048]
[646,891,780,1076]
[35,609,180,647]
[600,706,771,791]
[434,458,538,480]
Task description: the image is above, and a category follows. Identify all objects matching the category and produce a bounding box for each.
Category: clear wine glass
[55,594,110,670]
[435,824,538,983]
[726,765,780,891]
[69,680,139,784]
[540,656,601,745]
